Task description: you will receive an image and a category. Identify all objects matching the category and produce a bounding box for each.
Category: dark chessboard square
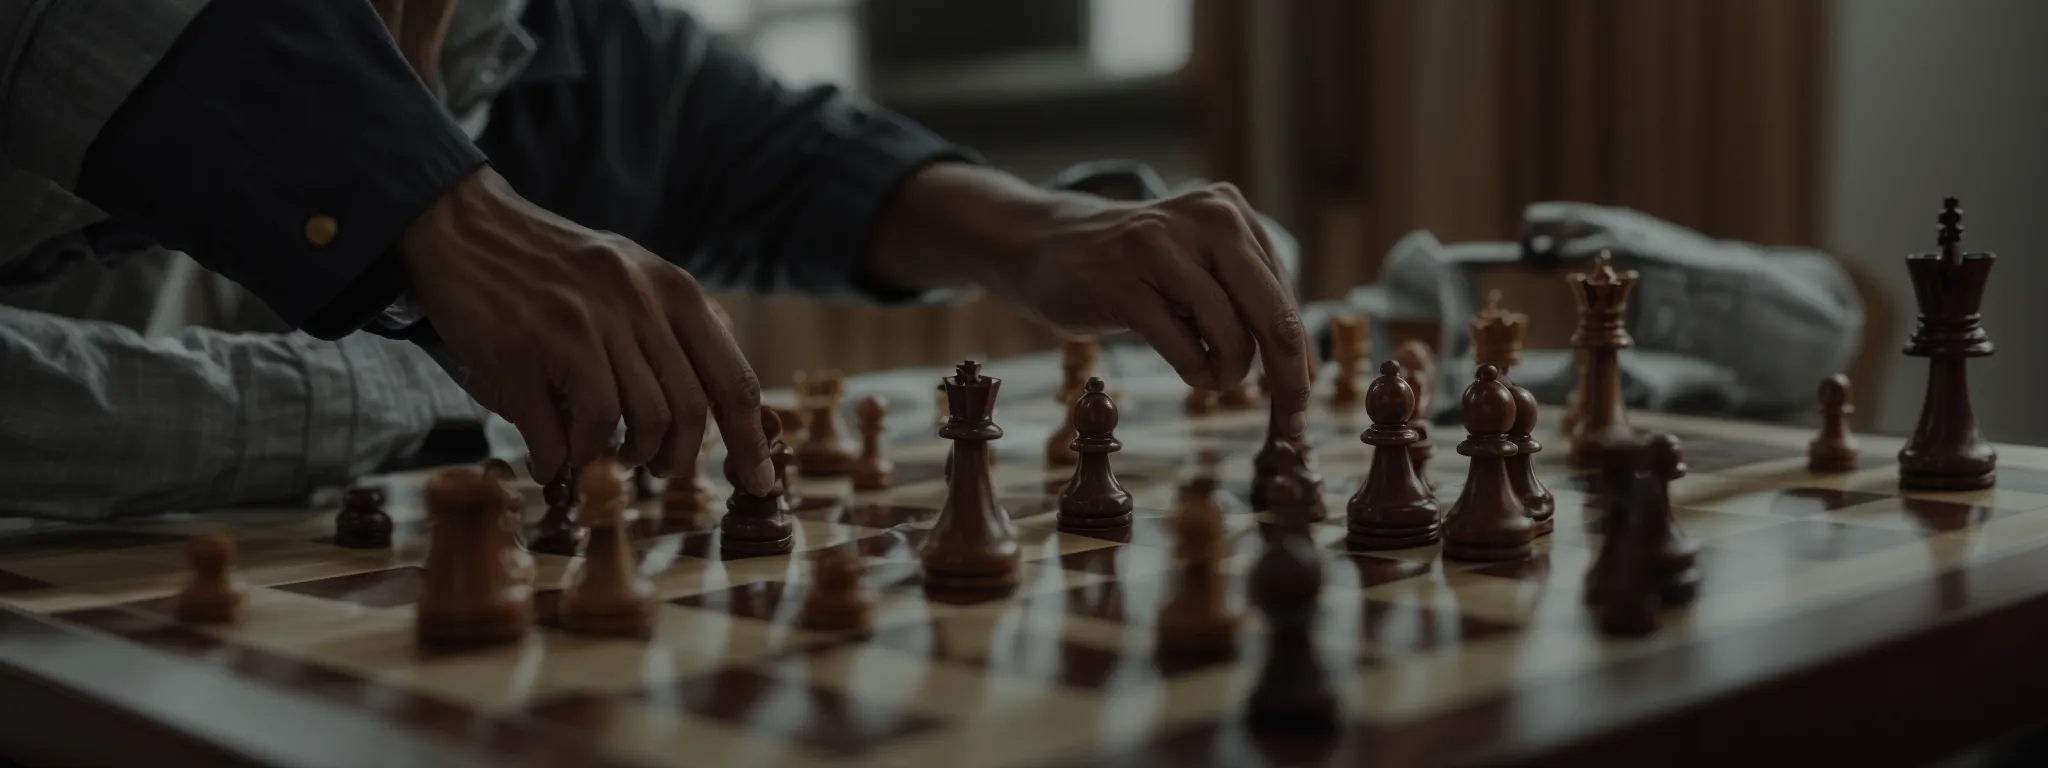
[797,504,937,529]
[313,519,429,546]
[0,528,184,558]
[673,531,799,562]
[1067,516,1176,548]
[1899,497,2009,532]
[273,566,424,608]
[813,529,924,562]
[1662,433,1805,473]
[0,569,50,594]
[1060,717,1378,768]
[668,580,795,623]
[868,562,1019,606]
[647,667,942,757]
[1355,599,1518,655]
[1334,554,1437,587]
[1001,495,1061,517]
[1052,575,1170,625]
[628,511,715,539]
[1764,487,1893,516]
[51,606,225,656]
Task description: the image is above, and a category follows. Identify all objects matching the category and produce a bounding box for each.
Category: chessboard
[5,357,2048,768]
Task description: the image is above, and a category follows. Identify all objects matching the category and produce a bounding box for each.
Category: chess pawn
[660,465,716,516]
[1585,438,1661,636]
[796,371,856,476]
[1645,433,1702,605]
[1808,373,1860,473]
[722,404,796,555]
[1346,360,1440,549]
[1442,365,1535,562]
[1506,384,1556,536]
[1264,440,1328,524]
[1058,377,1136,530]
[800,548,874,633]
[1391,340,1436,481]
[1185,388,1217,415]
[558,459,658,639]
[334,486,393,548]
[1219,376,1258,408]
[851,395,894,491]
[1329,316,1368,408]
[921,361,1022,588]
[1046,388,1082,467]
[1246,530,1338,731]
[416,468,535,649]
[529,470,587,556]
[1157,478,1239,657]
[175,529,244,624]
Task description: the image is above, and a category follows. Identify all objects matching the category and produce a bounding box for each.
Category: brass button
[304,215,339,246]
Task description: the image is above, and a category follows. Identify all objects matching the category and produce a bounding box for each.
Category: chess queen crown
[940,360,1004,440]
[1467,289,1527,353]
[1567,251,1637,347]
[1904,197,1994,358]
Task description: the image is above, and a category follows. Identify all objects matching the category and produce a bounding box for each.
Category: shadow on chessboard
[1941,724,2048,768]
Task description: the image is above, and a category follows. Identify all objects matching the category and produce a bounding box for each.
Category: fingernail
[749,459,777,494]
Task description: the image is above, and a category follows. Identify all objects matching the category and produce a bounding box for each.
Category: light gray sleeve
[0,0,214,186]
[0,306,484,521]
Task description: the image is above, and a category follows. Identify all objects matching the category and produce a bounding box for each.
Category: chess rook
[1507,384,1556,536]
[1898,198,1997,490]
[922,361,1022,587]
[1264,439,1328,524]
[1566,252,1640,467]
[720,405,796,555]
[530,469,586,555]
[416,468,535,650]
[1328,316,1368,408]
[1058,377,1135,530]
[1346,360,1441,549]
[1469,289,1527,376]
[1442,365,1535,562]
[1808,373,1861,473]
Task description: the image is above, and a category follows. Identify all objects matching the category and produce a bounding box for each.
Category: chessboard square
[1887,484,2048,513]
[1053,573,1175,625]
[0,528,186,559]
[1062,717,1379,768]
[1695,519,1922,594]
[525,691,847,768]
[1579,507,1791,543]
[1661,433,1807,473]
[1052,539,1174,579]
[272,565,424,608]
[1333,597,1520,656]
[1688,486,1892,519]
[1328,554,1435,588]
[868,559,1100,610]
[0,569,50,594]
[853,612,1164,693]
[796,504,938,529]
[645,666,944,758]
[1826,497,2014,533]
[49,604,225,655]
[1986,467,2048,495]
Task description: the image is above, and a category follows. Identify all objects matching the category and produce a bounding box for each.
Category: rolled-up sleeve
[45,0,485,338]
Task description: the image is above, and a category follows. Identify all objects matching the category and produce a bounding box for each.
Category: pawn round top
[577,457,629,525]
[1365,360,1416,426]
[1073,376,1118,434]
[1817,373,1852,409]
[188,529,234,573]
[857,394,887,423]
[1510,383,1540,434]
[1647,431,1687,479]
[1460,365,1516,433]
[758,403,784,442]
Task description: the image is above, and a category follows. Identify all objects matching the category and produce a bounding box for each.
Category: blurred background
[677,0,2046,445]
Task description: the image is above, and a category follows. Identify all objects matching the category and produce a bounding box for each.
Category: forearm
[860,163,1088,300]
[0,307,481,520]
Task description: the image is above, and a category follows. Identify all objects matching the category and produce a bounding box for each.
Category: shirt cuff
[72,0,486,339]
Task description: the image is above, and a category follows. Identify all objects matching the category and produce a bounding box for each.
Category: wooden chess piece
[1329,316,1369,408]
[1899,198,1997,490]
[1507,384,1556,536]
[1246,529,1338,731]
[1185,388,1217,415]
[1346,360,1440,549]
[851,395,894,491]
[1264,439,1328,524]
[800,548,874,633]
[1809,373,1860,473]
[1218,376,1258,409]
[334,486,393,548]
[1469,288,1528,377]
[1391,340,1436,481]
[559,458,658,639]
[529,470,586,556]
[1046,337,1100,467]
[722,405,796,555]
[1644,432,1702,605]
[1585,438,1661,637]
[1442,365,1535,562]
[1157,478,1239,658]
[175,529,244,624]
[660,459,716,516]
[417,468,535,649]
[1566,252,1640,467]
[933,381,949,430]
[921,361,1021,587]
[1058,377,1136,530]
[796,370,856,476]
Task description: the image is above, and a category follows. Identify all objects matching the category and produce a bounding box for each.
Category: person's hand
[397,166,778,496]
[1000,183,1312,441]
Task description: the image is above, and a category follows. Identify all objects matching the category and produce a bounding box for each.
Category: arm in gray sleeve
[0,306,482,520]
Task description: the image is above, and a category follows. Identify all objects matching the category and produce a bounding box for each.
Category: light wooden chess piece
[559,458,658,639]
[1185,388,1217,415]
[1469,288,1528,377]
[1391,340,1437,481]
[852,395,894,491]
[1329,315,1369,408]
[1046,337,1097,467]
[1157,478,1239,658]
[796,370,856,476]
[801,548,874,633]
[1808,373,1860,473]
[175,529,245,624]
[416,468,535,649]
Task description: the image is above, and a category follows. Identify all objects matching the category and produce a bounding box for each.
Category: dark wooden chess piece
[1251,410,1326,517]
[334,486,393,548]
[1899,198,1997,490]
[851,395,894,491]
[1442,365,1535,562]
[1247,529,1338,731]
[1808,373,1861,473]
[720,405,796,555]
[1058,377,1136,530]
[175,529,244,624]
[1346,360,1440,549]
[1391,340,1436,481]
[1566,251,1641,467]
[417,468,534,649]
[1645,433,1702,605]
[1507,384,1556,536]
[796,370,856,477]
[921,361,1021,587]
[1585,438,1660,637]
[559,458,657,639]
[1158,478,1238,658]
[528,470,586,556]
[1265,439,1328,524]
[800,548,874,633]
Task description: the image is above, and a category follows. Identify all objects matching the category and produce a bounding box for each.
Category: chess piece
[1058,378,1136,530]
[630,467,656,504]
[1157,478,1239,657]
[1218,376,1258,409]
[1442,365,1535,562]
[529,470,586,556]
[1263,439,1328,524]
[1329,316,1369,408]
[334,486,393,548]
[921,361,1021,587]
[721,405,796,555]
[933,381,949,429]
[1507,384,1556,536]
[1469,288,1528,377]
[1562,350,1586,436]
[1391,340,1436,480]
[175,529,244,624]
[558,458,658,639]
[1346,360,1440,549]
[851,395,894,491]
[796,370,856,476]
[1246,530,1338,731]
[1644,433,1702,606]
[1185,388,1217,415]
[417,468,535,649]
[1046,337,1100,467]
[1809,373,1861,473]
[1567,252,1641,467]
[1585,438,1660,637]
[660,460,716,515]
[1899,198,1997,490]
[800,548,874,633]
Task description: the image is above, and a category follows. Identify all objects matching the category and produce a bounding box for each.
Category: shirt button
[304,215,339,246]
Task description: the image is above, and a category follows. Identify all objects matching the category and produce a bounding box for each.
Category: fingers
[642,332,710,480]
[660,272,776,496]
[1115,285,1215,388]
[1174,186,1311,441]
[1128,223,1255,386]
[607,328,672,470]
[548,319,624,472]
[507,385,571,483]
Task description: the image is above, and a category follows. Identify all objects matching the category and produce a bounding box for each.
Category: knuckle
[728,370,763,407]
[1273,310,1307,353]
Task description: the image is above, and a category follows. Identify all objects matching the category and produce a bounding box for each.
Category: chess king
[1898,198,1997,490]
